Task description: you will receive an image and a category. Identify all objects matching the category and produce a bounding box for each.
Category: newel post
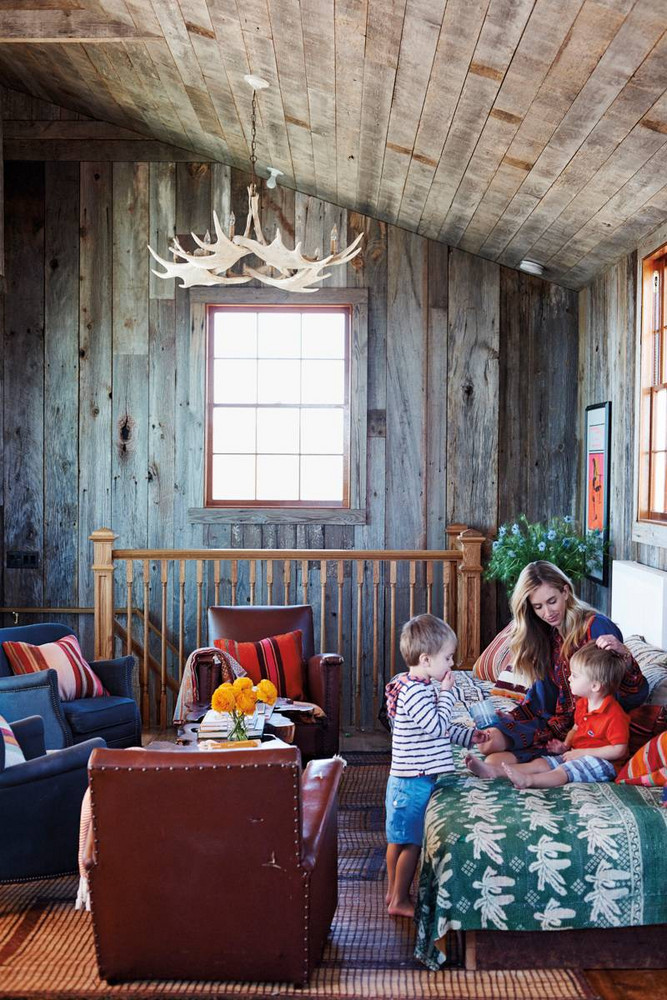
[91,528,118,660]
[457,528,485,668]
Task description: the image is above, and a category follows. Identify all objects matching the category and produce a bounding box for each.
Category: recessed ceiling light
[518,259,545,276]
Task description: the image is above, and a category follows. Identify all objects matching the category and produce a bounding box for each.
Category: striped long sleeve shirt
[387,675,475,777]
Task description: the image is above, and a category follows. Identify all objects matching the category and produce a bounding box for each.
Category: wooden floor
[145,725,666,996]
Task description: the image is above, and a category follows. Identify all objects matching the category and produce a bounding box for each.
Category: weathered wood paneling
[2,149,578,721]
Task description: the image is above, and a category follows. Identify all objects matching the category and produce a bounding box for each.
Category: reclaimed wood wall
[578,249,664,617]
[0,92,579,723]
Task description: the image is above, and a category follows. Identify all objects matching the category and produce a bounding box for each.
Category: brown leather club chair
[207,605,342,760]
[85,745,345,985]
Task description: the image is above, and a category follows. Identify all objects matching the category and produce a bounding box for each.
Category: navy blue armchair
[0,715,105,883]
[0,623,141,749]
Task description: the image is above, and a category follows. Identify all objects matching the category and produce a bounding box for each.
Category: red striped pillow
[472,622,514,681]
[214,630,304,700]
[3,635,107,702]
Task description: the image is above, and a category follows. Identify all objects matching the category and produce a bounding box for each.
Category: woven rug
[0,752,598,1000]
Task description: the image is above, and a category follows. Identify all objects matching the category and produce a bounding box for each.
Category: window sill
[632,519,667,548]
[188,507,367,525]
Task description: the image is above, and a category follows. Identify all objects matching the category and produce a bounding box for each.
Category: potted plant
[486,514,604,594]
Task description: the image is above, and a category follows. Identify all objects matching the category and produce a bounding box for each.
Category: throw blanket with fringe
[173,647,246,725]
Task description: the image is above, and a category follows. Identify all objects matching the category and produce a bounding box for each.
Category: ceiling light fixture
[518,259,545,276]
[148,76,363,293]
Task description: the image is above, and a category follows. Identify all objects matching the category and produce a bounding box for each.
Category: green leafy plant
[486,514,604,593]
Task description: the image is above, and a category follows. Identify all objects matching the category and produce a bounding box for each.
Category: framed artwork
[585,402,611,584]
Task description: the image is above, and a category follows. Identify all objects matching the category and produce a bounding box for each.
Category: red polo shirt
[571,695,629,750]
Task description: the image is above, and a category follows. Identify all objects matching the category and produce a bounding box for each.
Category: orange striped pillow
[472,622,514,682]
[616,731,667,787]
[3,634,107,702]
[214,630,304,700]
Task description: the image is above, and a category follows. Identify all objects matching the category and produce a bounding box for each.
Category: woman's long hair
[509,561,596,682]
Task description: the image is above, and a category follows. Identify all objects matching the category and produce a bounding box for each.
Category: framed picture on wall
[585,402,611,585]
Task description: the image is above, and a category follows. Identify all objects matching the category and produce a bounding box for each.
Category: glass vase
[227,713,249,741]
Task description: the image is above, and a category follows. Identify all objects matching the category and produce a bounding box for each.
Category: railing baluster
[337,560,344,661]
[409,560,416,618]
[355,561,364,729]
[178,560,185,682]
[283,559,291,606]
[125,561,133,657]
[231,560,238,605]
[389,560,397,678]
[373,560,380,726]
[249,560,256,605]
[196,560,203,650]
[142,558,150,725]
[160,559,168,729]
[301,558,308,604]
[320,560,327,651]
[267,559,274,604]
[426,561,433,614]
[213,559,221,606]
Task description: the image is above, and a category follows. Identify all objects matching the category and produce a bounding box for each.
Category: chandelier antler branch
[147,76,362,292]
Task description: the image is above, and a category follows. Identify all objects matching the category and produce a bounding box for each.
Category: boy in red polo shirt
[466,642,629,788]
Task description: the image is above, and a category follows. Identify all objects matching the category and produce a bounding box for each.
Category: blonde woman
[478,561,648,765]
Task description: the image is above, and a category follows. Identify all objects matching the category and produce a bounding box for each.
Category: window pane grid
[207,306,350,507]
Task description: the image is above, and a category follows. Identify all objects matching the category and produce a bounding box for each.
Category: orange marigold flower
[236,688,258,715]
[211,683,236,714]
[232,676,253,693]
[256,679,278,705]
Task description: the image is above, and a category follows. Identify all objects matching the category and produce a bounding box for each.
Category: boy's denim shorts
[385,774,436,845]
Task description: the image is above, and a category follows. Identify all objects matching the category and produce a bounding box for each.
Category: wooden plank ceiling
[0,0,666,289]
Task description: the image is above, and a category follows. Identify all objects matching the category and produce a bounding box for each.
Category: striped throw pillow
[0,713,26,769]
[472,622,514,681]
[616,730,667,787]
[3,634,107,702]
[214,629,304,700]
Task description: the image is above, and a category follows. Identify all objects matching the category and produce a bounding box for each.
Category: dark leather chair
[85,745,345,985]
[207,605,342,759]
[0,623,141,749]
[0,715,105,883]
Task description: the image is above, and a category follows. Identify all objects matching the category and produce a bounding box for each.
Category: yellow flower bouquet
[210,676,277,741]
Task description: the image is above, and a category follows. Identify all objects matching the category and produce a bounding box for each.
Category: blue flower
[538,541,546,551]
[498,525,507,536]
[563,515,573,524]
[578,545,585,553]
[492,540,500,550]
[547,530,556,540]
[508,550,516,558]
[511,523,520,535]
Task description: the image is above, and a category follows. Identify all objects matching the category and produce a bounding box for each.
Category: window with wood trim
[205,305,351,508]
[639,245,667,522]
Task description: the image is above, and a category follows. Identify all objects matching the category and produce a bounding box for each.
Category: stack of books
[197,703,274,740]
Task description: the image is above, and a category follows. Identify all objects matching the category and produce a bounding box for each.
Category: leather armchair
[207,605,342,760]
[85,745,345,985]
[0,715,105,883]
[0,623,141,749]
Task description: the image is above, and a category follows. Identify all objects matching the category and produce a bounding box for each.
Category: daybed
[414,642,667,971]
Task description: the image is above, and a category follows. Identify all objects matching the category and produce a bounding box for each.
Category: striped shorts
[546,754,616,783]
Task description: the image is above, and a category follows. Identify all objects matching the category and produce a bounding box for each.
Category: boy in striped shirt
[385,614,490,918]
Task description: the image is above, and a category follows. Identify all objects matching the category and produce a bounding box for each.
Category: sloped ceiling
[0,0,666,288]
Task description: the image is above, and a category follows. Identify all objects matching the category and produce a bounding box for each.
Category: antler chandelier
[148,76,363,293]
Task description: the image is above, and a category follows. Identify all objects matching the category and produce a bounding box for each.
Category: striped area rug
[0,753,598,1000]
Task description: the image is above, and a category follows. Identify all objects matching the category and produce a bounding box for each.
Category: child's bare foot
[465,753,500,779]
[502,763,531,788]
[387,899,415,918]
[384,888,392,905]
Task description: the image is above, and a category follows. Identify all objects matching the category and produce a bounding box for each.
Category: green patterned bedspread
[415,756,667,970]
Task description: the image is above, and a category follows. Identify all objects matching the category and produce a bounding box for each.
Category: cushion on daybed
[617,730,667,786]
[471,623,513,681]
[623,635,667,706]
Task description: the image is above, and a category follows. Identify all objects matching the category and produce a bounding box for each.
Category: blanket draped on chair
[173,647,245,725]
